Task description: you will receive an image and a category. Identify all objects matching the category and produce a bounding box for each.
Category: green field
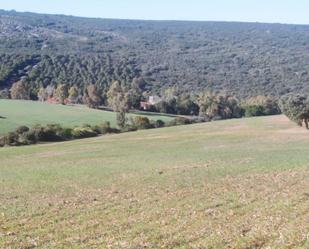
[0,100,174,135]
[0,115,308,248]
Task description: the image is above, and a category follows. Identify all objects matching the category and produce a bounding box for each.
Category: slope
[0,115,308,248]
[0,99,174,135]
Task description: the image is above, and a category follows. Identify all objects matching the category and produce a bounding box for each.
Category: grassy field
[0,115,308,248]
[0,100,174,135]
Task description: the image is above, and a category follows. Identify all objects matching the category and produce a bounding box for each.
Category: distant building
[148,95,161,105]
[140,95,161,110]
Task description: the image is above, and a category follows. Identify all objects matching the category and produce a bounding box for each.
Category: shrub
[174,117,192,125]
[91,125,102,135]
[56,128,73,140]
[17,131,37,145]
[24,130,37,143]
[99,122,112,134]
[242,96,280,117]
[71,127,98,139]
[191,116,209,123]
[243,105,265,117]
[154,119,165,128]
[130,116,153,130]
[0,122,121,147]
[2,132,20,146]
[0,127,37,146]
[121,126,138,132]
[15,126,30,134]
[33,124,63,142]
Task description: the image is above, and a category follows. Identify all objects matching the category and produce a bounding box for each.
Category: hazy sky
[1,0,308,24]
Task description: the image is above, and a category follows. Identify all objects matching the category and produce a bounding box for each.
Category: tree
[161,86,179,102]
[68,86,79,104]
[198,92,242,120]
[198,92,219,119]
[126,77,146,109]
[154,86,180,114]
[83,84,101,108]
[10,81,29,100]
[107,81,128,128]
[0,89,10,99]
[241,96,280,117]
[155,98,177,114]
[176,94,199,115]
[55,84,68,104]
[37,87,47,102]
[279,94,309,129]
[45,85,55,98]
[116,112,126,128]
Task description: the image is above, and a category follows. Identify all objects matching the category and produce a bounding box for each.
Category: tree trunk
[305,119,309,129]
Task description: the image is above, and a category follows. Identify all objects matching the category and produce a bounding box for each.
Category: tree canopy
[279,94,309,128]
[1,10,309,98]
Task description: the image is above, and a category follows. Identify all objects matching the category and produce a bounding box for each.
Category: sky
[0,0,309,25]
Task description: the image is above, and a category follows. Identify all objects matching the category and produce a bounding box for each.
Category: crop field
[0,115,308,248]
[0,100,174,135]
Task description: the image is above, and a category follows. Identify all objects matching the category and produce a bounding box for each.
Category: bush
[99,122,112,134]
[242,96,280,117]
[0,122,122,147]
[32,124,63,142]
[0,127,37,146]
[121,126,138,132]
[71,127,98,139]
[191,116,209,123]
[17,131,37,145]
[56,128,73,140]
[24,130,37,143]
[130,116,153,130]
[243,105,265,117]
[154,119,165,128]
[175,117,192,125]
[90,125,102,135]
[15,126,30,134]
[1,132,20,146]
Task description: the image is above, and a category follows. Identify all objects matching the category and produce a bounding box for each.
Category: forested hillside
[1,9,309,97]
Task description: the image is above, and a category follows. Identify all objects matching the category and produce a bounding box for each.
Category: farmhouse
[140,95,161,110]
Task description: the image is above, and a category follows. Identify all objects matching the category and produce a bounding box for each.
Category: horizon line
[1,8,309,26]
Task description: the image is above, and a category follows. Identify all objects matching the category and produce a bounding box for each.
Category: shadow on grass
[0,116,6,119]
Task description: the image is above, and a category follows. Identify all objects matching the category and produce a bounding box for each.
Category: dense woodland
[1,10,309,99]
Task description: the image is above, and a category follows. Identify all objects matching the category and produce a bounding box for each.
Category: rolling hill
[0,99,174,135]
[0,115,308,248]
[1,10,309,98]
